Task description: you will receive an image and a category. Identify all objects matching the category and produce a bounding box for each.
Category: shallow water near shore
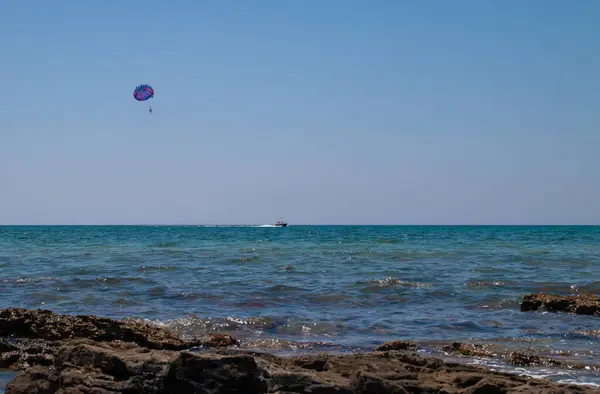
[0,370,15,393]
[1,225,600,387]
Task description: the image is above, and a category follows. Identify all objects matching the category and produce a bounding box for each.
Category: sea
[1,225,600,390]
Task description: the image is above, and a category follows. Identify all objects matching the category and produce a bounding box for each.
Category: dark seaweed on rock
[520,293,600,316]
[0,308,237,351]
[374,340,419,352]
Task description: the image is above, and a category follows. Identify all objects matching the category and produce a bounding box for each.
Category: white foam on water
[464,357,600,387]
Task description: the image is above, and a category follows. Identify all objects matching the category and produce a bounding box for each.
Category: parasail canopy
[133,84,154,102]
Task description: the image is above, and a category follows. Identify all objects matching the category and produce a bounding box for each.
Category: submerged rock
[438,341,600,373]
[6,341,597,394]
[374,340,419,352]
[441,342,500,358]
[520,293,600,316]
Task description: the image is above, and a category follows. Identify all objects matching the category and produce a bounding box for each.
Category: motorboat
[274,219,288,227]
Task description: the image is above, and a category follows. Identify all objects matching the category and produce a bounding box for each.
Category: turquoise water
[0,370,14,394]
[1,225,600,386]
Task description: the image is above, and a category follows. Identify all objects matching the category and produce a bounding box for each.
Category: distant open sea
[1,225,600,388]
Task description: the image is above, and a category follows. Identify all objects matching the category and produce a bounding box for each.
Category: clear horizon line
[0,223,599,227]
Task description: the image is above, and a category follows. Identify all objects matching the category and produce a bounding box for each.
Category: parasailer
[133,84,154,113]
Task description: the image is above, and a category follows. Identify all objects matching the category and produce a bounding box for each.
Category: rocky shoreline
[1,292,599,393]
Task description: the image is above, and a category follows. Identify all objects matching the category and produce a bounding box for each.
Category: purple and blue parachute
[133,84,154,113]
[133,84,154,101]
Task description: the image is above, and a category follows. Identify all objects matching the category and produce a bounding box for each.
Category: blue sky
[1,0,599,225]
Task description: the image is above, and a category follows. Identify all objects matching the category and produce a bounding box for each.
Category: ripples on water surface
[1,225,600,386]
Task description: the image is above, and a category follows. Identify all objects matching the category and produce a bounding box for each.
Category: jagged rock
[0,308,237,371]
[6,341,598,394]
[0,307,237,350]
[520,293,600,316]
[2,308,599,393]
[0,338,56,370]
